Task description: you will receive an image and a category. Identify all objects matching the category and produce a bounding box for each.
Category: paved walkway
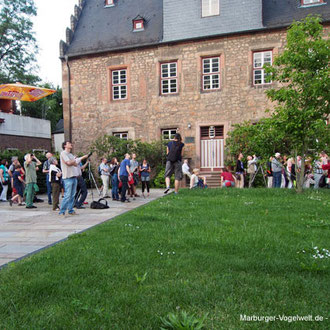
[0,189,164,268]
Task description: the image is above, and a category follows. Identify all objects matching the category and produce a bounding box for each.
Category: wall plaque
[185,137,195,144]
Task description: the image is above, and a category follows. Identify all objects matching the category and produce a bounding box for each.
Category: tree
[225,118,291,164]
[265,15,330,192]
[0,0,39,84]
[21,85,63,132]
[91,135,167,173]
[225,16,329,192]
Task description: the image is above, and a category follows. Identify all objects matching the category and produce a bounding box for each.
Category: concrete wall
[0,113,51,139]
[0,113,51,151]
[53,133,65,153]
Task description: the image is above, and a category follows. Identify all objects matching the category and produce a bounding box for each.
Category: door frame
[195,121,229,171]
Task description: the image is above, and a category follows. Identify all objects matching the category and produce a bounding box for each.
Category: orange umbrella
[0,83,56,102]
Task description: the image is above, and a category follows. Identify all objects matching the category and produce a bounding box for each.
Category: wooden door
[200,126,224,171]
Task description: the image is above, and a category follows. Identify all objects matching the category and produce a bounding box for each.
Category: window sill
[201,88,221,94]
[201,14,220,18]
[300,3,327,8]
[252,84,273,89]
[160,93,179,97]
[110,98,130,103]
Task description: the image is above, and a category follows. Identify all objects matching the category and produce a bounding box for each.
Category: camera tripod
[249,164,267,188]
[87,162,101,200]
[74,162,101,206]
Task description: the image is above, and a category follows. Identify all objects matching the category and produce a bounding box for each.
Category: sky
[32,0,79,87]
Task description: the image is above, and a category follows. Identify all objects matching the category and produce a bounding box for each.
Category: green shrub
[91,135,171,186]
[91,135,167,170]
[153,168,174,188]
[0,149,52,194]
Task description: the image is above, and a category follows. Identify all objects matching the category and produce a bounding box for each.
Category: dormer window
[301,0,324,5]
[105,0,114,7]
[134,20,144,31]
[202,0,220,17]
[133,15,145,32]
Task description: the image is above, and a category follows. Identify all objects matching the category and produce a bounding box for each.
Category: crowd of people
[176,145,330,191]
[233,151,330,189]
[0,143,92,213]
[98,152,151,203]
[0,142,154,215]
[0,136,329,212]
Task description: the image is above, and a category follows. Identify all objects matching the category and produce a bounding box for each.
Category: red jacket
[322,163,330,178]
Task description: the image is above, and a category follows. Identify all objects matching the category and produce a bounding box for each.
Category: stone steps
[202,171,221,188]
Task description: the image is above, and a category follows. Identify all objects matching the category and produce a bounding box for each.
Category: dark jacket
[236,160,244,173]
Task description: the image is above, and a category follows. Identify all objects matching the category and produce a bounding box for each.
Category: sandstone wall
[62,28,292,167]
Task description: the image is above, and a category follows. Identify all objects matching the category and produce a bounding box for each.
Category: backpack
[90,198,109,209]
[110,165,117,176]
[98,165,102,176]
[167,141,182,162]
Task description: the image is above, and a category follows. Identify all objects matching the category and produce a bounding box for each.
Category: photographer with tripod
[59,141,90,216]
[247,155,267,188]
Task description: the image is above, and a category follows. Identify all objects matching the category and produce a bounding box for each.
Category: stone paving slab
[0,189,164,268]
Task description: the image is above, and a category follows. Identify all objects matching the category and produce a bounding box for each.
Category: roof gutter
[64,55,72,142]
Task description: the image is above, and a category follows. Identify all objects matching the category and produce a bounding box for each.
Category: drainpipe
[64,55,72,142]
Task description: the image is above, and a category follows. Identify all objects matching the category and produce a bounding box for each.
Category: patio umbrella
[0,83,56,102]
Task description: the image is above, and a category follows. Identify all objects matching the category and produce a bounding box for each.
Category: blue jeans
[313,173,322,189]
[46,174,52,203]
[119,175,128,202]
[112,174,119,200]
[222,180,235,188]
[60,177,77,214]
[273,171,282,188]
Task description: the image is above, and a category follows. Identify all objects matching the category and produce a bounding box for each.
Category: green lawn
[0,189,329,329]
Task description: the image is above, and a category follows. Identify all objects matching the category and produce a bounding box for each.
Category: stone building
[60,0,330,175]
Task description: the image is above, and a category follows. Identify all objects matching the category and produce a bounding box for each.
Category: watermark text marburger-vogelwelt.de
[240,314,328,323]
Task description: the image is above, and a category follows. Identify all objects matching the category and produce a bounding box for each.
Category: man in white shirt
[99,158,110,198]
[181,159,191,187]
[59,141,89,216]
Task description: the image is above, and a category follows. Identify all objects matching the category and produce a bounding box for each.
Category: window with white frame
[202,56,220,91]
[302,0,323,5]
[133,19,144,31]
[253,51,272,85]
[113,132,128,140]
[162,128,177,140]
[111,69,127,100]
[105,0,114,7]
[161,62,178,95]
[202,0,220,17]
